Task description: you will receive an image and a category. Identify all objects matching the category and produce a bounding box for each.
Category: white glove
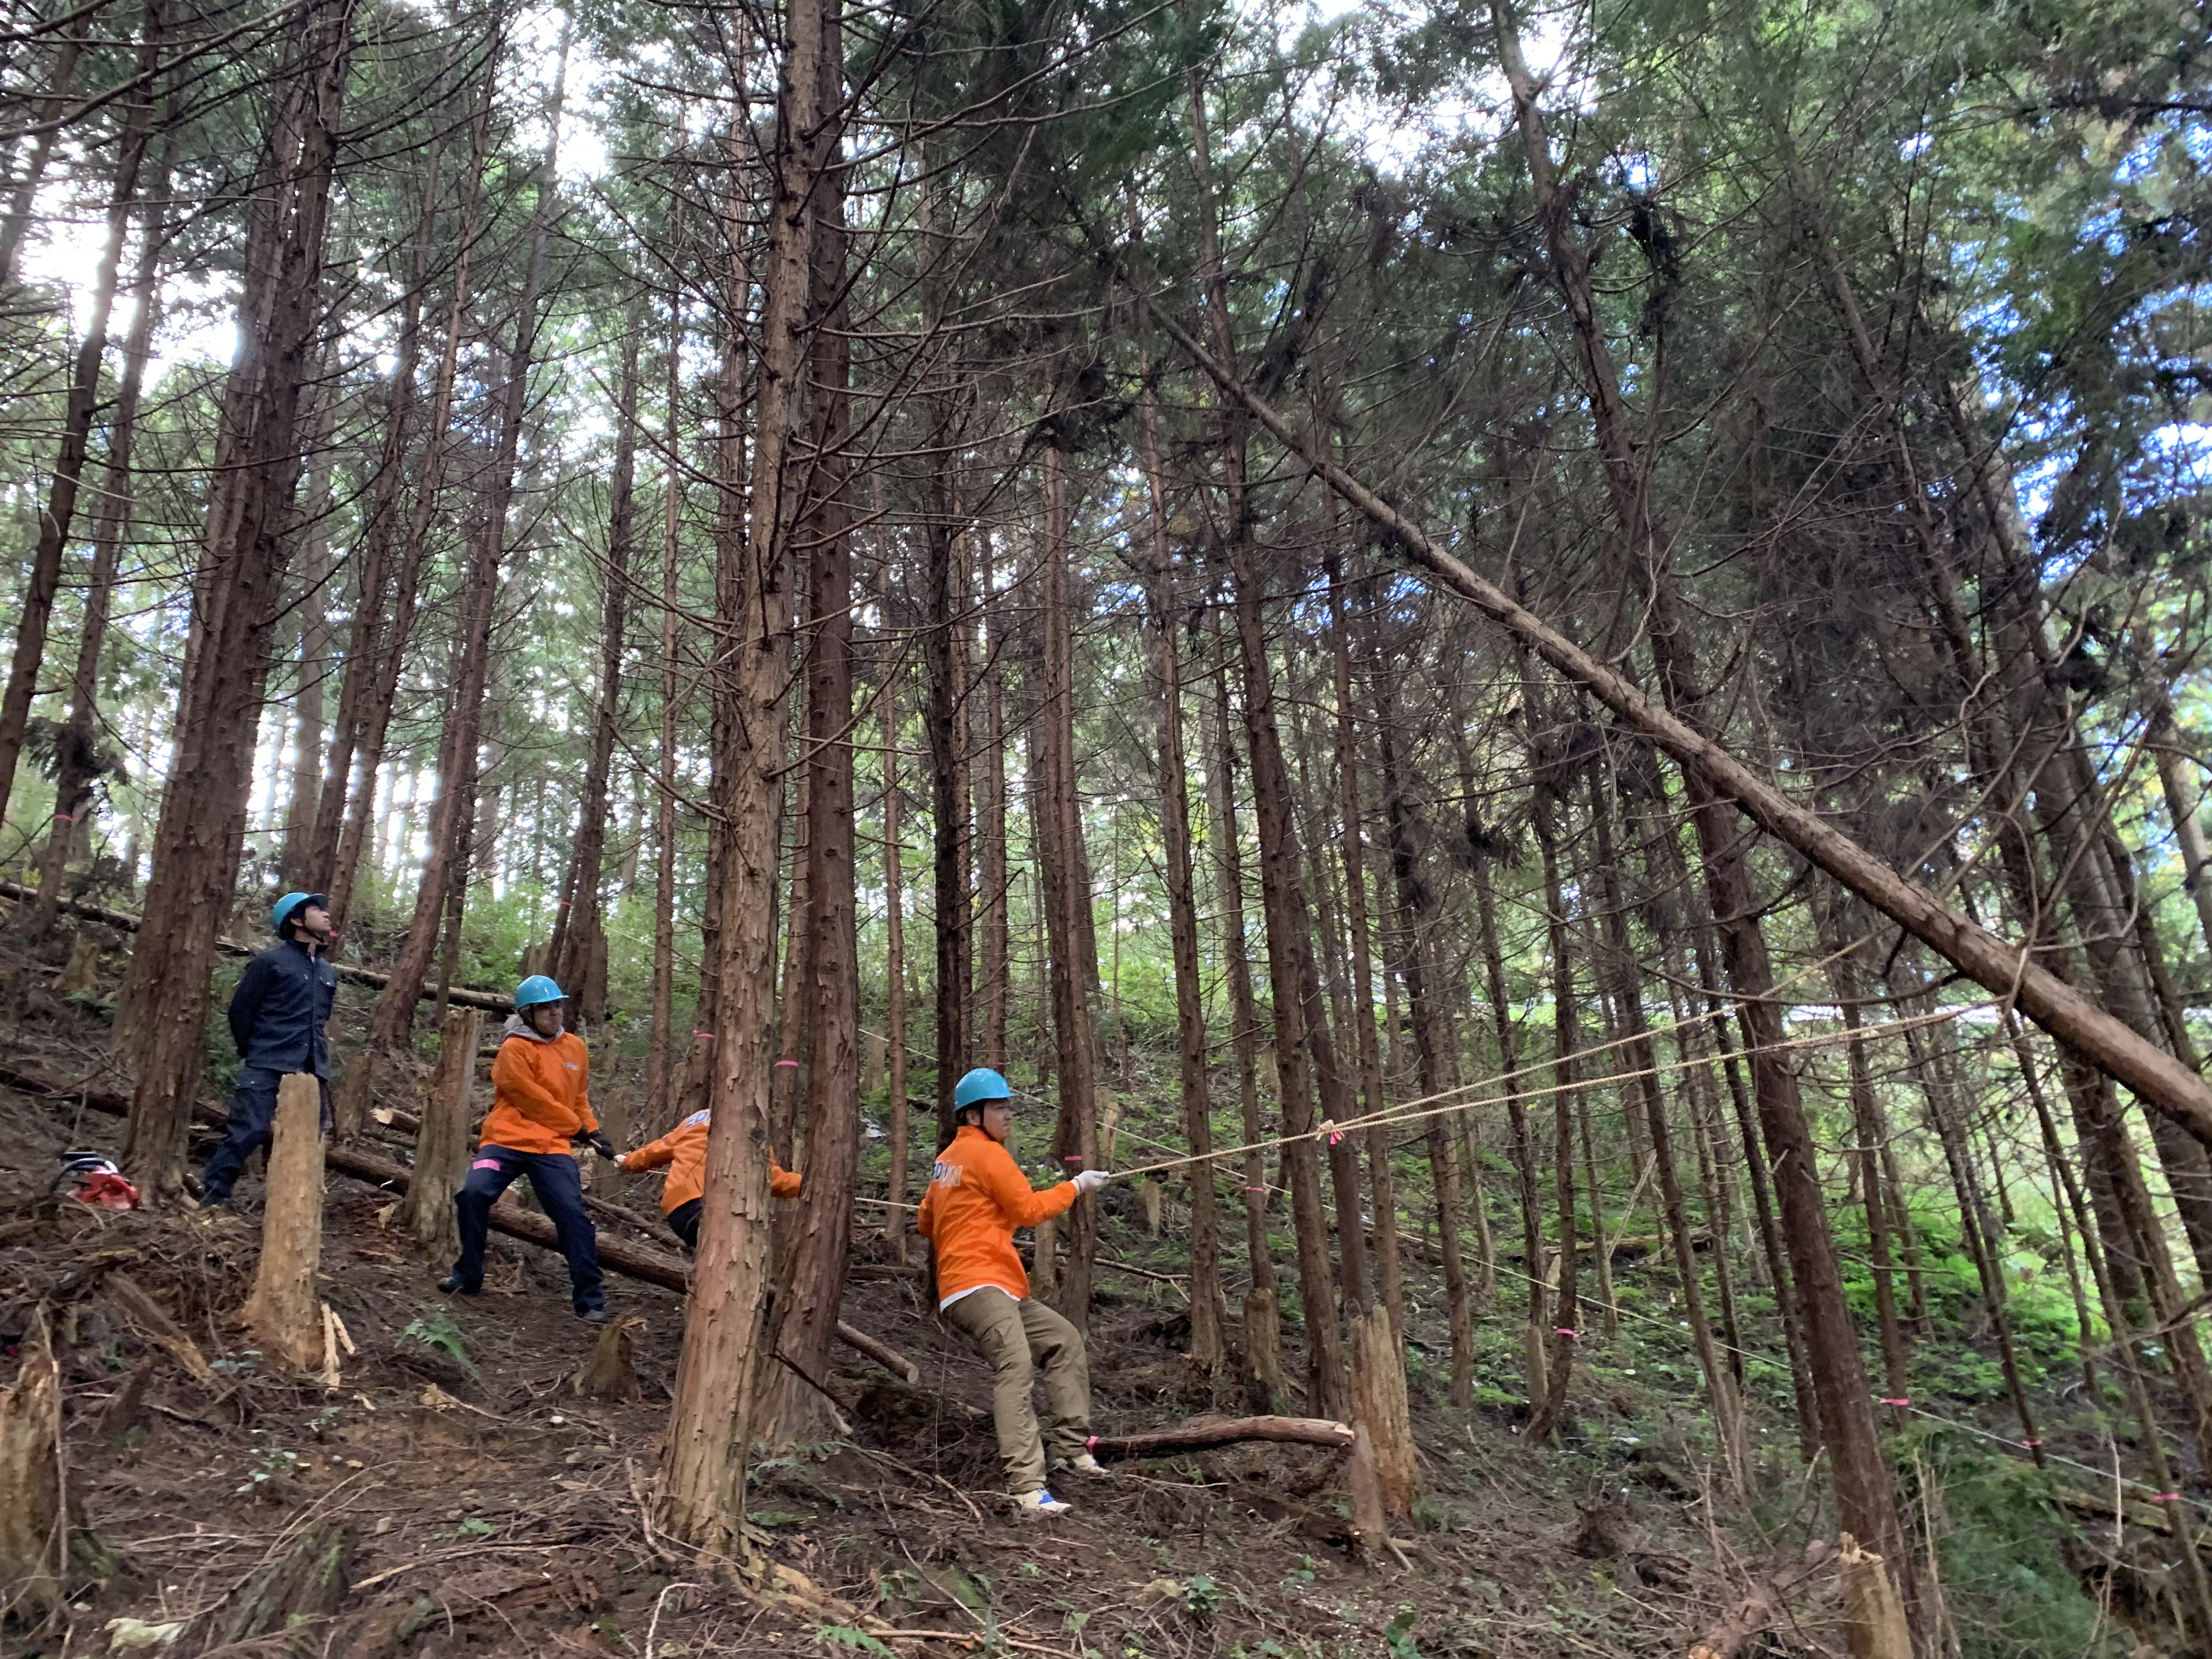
[1071,1169,1110,1195]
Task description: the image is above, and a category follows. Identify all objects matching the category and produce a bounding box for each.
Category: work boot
[1014,1488,1071,1516]
[438,1273,481,1296]
[576,1303,609,1324]
[1053,1452,1106,1475]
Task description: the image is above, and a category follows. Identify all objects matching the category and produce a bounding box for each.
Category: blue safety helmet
[514,974,566,1010]
[953,1067,1013,1112]
[271,891,326,935]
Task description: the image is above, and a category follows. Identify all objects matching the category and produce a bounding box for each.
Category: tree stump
[1345,1422,1391,1568]
[0,1316,62,1622]
[573,1314,644,1401]
[332,1050,376,1142]
[53,933,100,995]
[239,1074,327,1370]
[397,1007,479,1256]
[1836,1533,1911,1659]
[1241,1283,1286,1413]
[1351,1305,1419,1524]
[1140,1180,1163,1236]
[595,1075,629,1205]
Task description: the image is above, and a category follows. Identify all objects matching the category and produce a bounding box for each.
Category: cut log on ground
[0,882,510,1012]
[1085,1415,1357,1458]
[1,1058,925,1387]
[1687,1540,1836,1659]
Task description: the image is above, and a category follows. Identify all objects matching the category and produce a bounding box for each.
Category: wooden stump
[1837,1534,1911,1659]
[54,934,100,996]
[0,1316,63,1622]
[573,1315,644,1401]
[397,1007,479,1256]
[595,1075,630,1205]
[332,1049,376,1142]
[1241,1283,1286,1413]
[239,1074,327,1372]
[1345,1423,1391,1568]
[1351,1305,1419,1524]
[1140,1180,1163,1237]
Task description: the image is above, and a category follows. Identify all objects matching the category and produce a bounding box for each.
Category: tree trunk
[117,0,355,1199]
[353,33,567,1074]
[881,571,911,1258]
[399,1006,480,1259]
[0,26,83,287]
[646,256,684,1137]
[278,382,337,891]
[31,121,171,936]
[1376,663,1472,1405]
[923,431,971,1142]
[657,0,825,1549]
[324,71,493,932]
[0,7,159,827]
[766,73,857,1442]
[550,296,642,1029]
[1525,738,1581,1442]
[1036,434,1100,1329]
[1327,556,1403,1338]
[1136,352,1227,1376]
[1202,623,1283,1409]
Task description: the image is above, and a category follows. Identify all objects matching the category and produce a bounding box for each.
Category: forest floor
[0,919,2160,1658]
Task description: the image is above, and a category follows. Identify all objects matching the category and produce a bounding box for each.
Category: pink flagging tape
[692,1030,715,1039]
[52,812,72,822]
[2155,1493,2183,1502]
[2021,1438,2042,1447]
[1880,1397,1911,1407]
[1086,1435,1098,1451]
[1555,1328,1580,1340]
[471,1158,501,1171]
[775,1059,799,1066]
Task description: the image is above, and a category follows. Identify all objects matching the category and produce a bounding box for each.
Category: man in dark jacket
[199,890,339,1207]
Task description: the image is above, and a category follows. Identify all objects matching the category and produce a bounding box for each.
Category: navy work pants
[665,1197,702,1251]
[451,1147,605,1313]
[200,1067,329,1205]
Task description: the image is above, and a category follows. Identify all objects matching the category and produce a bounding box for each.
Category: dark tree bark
[767,67,857,1439]
[31,120,172,936]
[1136,348,1227,1375]
[117,0,356,1198]
[549,297,643,1030]
[0,2,159,828]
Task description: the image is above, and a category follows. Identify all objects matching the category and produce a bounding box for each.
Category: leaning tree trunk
[117,0,356,1199]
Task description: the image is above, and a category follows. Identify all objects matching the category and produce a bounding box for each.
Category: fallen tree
[1086,1415,1356,1458]
[4,1058,915,1383]
[1135,291,2212,1150]
[0,881,510,1013]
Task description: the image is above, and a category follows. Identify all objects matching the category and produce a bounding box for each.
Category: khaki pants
[941,1286,1090,1494]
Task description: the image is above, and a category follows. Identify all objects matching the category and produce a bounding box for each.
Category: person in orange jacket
[440,975,615,1321]
[917,1066,1111,1515]
[622,1108,802,1249]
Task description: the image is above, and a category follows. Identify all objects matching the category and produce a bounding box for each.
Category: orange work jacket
[478,1023,597,1155]
[622,1109,802,1215]
[915,1124,1076,1306]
